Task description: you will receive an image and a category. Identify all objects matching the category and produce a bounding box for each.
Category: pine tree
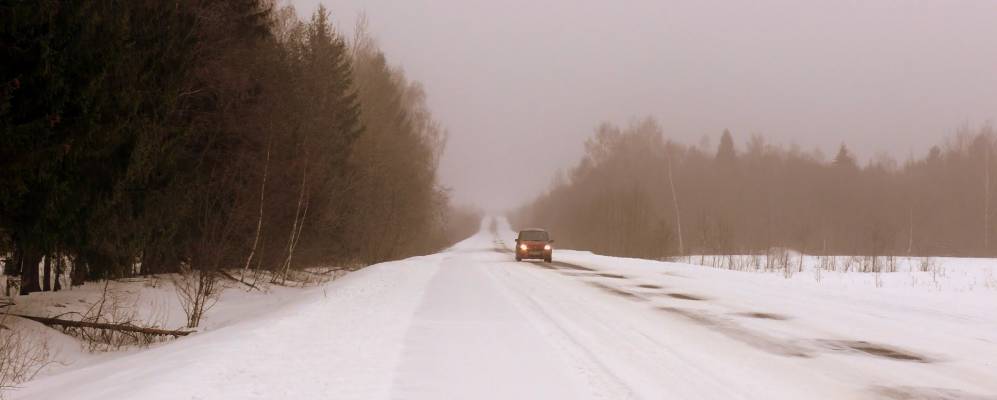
[1,2,140,290]
[716,129,736,165]
[833,143,857,169]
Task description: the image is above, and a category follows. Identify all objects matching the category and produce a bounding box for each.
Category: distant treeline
[1,1,480,294]
[512,118,995,259]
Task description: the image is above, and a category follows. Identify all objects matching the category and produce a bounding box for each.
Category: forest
[513,119,995,260]
[0,1,480,296]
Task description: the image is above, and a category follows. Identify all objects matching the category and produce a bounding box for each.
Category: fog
[290,0,997,211]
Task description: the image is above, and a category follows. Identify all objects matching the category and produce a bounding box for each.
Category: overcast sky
[288,0,997,211]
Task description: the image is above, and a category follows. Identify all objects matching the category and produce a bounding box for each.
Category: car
[515,228,554,262]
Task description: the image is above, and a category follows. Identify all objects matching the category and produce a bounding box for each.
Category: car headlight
[544,244,551,250]
[519,244,527,251]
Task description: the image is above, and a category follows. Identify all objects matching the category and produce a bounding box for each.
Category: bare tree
[277,154,311,283]
[241,138,271,285]
[666,147,684,255]
[514,120,997,260]
[985,137,991,254]
[173,264,221,329]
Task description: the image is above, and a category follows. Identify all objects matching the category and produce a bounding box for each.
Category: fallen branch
[301,268,348,276]
[113,277,150,283]
[218,270,260,290]
[13,314,193,337]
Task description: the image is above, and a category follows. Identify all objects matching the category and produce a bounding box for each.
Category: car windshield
[519,231,549,241]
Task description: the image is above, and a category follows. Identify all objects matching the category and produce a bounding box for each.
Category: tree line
[512,118,995,260]
[1,1,480,295]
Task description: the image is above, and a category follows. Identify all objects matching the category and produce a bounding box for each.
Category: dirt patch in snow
[657,306,714,325]
[587,282,645,301]
[550,261,595,271]
[558,271,595,277]
[666,293,708,301]
[872,386,997,400]
[635,284,663,289]
[658,307,813,358]
[734,312,790,320]
[817,340,931,363]
[595,273,627,279]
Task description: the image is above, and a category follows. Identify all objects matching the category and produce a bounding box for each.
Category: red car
[515,228,553,262]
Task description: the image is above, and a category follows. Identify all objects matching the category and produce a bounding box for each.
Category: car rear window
[519,231,549,241]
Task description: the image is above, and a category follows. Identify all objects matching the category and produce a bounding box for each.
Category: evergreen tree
[716,129,736,165]
[1,2,144,290]
[1,1,457,295]
[833,143,857,169]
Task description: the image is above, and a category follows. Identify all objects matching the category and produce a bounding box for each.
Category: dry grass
[0,315,52,397]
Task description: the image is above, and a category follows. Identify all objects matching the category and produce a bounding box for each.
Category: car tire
[544,256,552,263]
[515,256,522,262]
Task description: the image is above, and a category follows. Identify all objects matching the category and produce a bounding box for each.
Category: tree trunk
[5,243,21,276]
[907,206,914,255]
[985,144,991,255]
[242,138,271,283]
[42,255,51,291]
[53,255,63,291]
[19,246,41,295]
[798,248,805,272]
[14,314,193,337]
[279,159,310,282]
[666,152,684,256]
[71,255,88,287]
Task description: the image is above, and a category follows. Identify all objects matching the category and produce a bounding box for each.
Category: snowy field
[677,252,997,293]
[7,217,997,399]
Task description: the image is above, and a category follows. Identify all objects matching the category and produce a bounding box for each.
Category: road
[13,217,997,400]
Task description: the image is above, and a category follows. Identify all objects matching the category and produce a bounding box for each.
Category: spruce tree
[833,143,857,169]
[716,129,736,166]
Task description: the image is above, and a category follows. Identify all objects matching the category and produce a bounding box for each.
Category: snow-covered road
[14,217,997,399]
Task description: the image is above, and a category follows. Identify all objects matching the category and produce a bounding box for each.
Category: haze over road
[290,0,997,209]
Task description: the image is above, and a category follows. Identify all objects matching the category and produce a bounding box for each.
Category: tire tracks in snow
[485,260,762,399]
[518,252,997,399]
[482,264,639,400]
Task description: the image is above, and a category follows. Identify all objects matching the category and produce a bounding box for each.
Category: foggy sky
[289,0,997,211]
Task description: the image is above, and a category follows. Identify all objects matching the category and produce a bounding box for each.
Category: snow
[8,216,997,399]
[5,274,344,378]
[675,253,997,293]
[9,258,438,400]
